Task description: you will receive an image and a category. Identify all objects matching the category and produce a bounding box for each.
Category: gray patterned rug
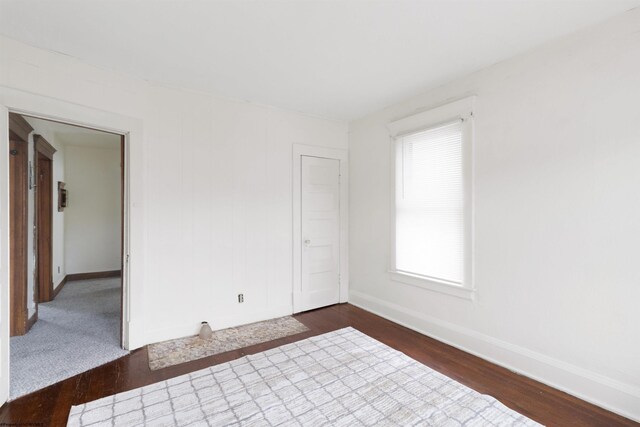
[147,316,309,370]
[69,327,540,426]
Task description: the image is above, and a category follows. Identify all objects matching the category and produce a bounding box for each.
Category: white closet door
[295,155,340,312]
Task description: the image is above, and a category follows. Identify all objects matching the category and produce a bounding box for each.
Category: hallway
[10,278,127,399]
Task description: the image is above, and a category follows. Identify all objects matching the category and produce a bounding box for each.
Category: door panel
[296,156,340,312]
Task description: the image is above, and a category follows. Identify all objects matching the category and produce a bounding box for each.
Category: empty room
[0,0,638,426]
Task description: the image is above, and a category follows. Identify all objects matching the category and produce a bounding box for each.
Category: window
[388,97,474,298]
[396,120,463,283]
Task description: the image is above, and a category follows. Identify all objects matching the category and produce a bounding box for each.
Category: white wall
[51,142,65,288]
[64,144,121,274]
[26,133,35,317]
[0,35,348,347]
[349,9,640,421]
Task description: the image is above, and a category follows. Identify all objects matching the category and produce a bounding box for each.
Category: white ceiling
[1,0,639,121]
[24,116,121,149]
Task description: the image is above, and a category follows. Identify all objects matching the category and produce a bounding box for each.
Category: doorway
[292,145,349,313]
[7,113,128,400]
[0,90,141,404]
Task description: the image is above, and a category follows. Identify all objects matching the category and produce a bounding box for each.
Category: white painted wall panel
[64,144,121,274]
[51,142,65,287]
[0,35,348,345]
[348,9,640,420]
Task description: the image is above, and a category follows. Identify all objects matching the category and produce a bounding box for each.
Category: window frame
[387,96,475,300]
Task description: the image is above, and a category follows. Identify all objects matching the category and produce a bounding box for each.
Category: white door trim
[0,104,9,402]
[292,144,348,313]
[0,88,145,401]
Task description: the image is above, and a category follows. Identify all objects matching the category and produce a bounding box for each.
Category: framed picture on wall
[58,181,67,211]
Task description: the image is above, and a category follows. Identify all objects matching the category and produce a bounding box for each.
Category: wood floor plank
[0,303,636,426]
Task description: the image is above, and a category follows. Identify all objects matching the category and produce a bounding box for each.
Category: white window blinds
[396,120,464,284]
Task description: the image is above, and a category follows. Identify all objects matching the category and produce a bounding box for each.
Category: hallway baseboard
[53,276,67,299]
[66,270,121,282]
[52,270,120,300]
[26,312,37,333]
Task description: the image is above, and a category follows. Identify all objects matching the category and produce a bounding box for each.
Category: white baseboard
[142,305,293,347]
[349,290,640,422]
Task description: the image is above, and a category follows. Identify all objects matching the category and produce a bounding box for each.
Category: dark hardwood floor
[1,304,636,426]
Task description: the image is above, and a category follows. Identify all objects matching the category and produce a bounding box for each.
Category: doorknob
[304,239,311,247]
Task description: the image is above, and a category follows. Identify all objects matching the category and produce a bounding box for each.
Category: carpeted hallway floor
[9,278,129,400]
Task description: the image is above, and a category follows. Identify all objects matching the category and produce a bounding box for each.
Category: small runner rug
[147,316,309,370]
[69,327,540,426]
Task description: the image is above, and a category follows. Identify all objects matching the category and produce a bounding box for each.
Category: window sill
[388,270,475,300]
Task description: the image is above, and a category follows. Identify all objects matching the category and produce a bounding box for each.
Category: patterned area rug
[147,316,309,370]
[69,327,540,426]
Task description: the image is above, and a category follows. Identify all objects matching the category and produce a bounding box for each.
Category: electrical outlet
[238,294,244,303]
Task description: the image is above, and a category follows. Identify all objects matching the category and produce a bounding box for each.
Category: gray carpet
[10,278,129,400]
[68,327,539,426]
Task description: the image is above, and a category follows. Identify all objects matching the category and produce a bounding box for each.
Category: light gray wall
[64,143,121,275]
[0,34,349,348]
[348,9,640,421]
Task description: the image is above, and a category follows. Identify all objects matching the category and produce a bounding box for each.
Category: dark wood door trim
[26,311,38,332]
[9,138,29,336]
[35,149,54,303]
[8,113,33,337]
[33,134,56,303]
[66,270,122,281]
[9,113,33,143]
[53,275,68,299]
[34,134,56,159]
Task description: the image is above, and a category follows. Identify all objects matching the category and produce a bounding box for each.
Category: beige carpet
[147,316,309,370]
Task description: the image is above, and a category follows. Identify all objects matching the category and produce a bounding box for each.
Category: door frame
[34,135,56,303]
[292,144,348,313]
[8,114,32,336]
[0,86,145,404]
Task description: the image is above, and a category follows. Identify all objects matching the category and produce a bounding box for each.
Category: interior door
[296,155,340,312]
